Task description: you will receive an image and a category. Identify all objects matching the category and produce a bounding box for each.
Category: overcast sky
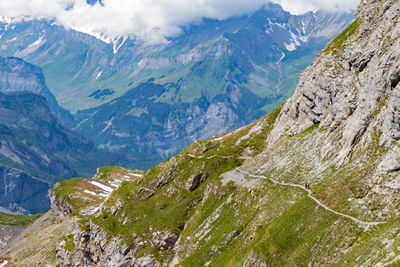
[0,0,360,43]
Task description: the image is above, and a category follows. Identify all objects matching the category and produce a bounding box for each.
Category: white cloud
[0,0,359,43]
[272,0,359,14]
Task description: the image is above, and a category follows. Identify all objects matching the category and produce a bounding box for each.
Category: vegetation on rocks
[0,212,44,226]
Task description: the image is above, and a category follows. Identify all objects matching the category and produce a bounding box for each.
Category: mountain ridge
[0,56,74,128]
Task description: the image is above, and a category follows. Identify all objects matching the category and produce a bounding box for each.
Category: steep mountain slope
[0,56,74,128]
[0,92,150,215]
[3,0,400,265]
[0,4,353,161]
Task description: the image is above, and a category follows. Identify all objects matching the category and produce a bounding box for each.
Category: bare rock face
[49,187,75,218]
[56,222,161,267]
[243,253,267,267]
[160,233,178,250]
[0,56,74,127]
[185,173,208,192]
[269,0,400,166]
[0,167,50,215]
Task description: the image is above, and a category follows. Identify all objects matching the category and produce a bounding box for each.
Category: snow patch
[284,31,309,52]
[277,52,286,64]
[99,117,114,134]
[284,42,297,51]
[0,260,9,267]
[89,181,113,193]
[99,192,109,198]
[129,173,143,177]
[113,36,127,54]
[6,37,17,42]
[95,71,102,80]
[83,190,97,196]
[15,35,45,57]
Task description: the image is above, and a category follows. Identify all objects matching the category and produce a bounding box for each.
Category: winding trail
[180,151,386,227]
[237,168,386,227]
[179,154,231,160]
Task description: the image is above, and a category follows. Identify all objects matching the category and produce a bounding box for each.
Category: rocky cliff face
[261,0,400,215]
[0,92,148,214]
[0,167,50,215]
[0,56,74,128]
[4,0,400,266]
[56,222,161,267]
[269,0,400,165]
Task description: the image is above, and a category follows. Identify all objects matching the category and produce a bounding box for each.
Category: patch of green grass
[78,218,91,231]
[301,123,319,135]
[0,212,44,226]
[335,216,400,266]
[62,234,76,252]
[96,166,140,181]
[51,178,84,209]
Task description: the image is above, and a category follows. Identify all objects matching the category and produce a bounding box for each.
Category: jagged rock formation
[3,0,400,266]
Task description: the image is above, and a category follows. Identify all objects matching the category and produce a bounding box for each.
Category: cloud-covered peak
[0,0,359,43]
[273,0,359,15]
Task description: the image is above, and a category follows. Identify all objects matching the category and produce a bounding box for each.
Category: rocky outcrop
[56,222,161,267]
[185,173,208,192]
[49,188,75,218]
[0,224,25,253]
[269,0,400,166]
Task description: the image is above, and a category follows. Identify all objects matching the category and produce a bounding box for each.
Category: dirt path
[179,154,231,160]
[179,152,386,227]
[237,169,386,227]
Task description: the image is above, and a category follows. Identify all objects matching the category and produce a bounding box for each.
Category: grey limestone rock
[268,0,400,166]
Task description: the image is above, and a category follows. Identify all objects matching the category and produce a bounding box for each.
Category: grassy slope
[0,212,44,226]
[43,15,400,266]
[52,101,400,266]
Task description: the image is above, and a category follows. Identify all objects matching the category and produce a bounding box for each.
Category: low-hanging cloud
[0,0,359,43]
[273,0,359,15]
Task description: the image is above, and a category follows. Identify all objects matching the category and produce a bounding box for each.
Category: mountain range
[0,3,353,161]
[0,57,152,214]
